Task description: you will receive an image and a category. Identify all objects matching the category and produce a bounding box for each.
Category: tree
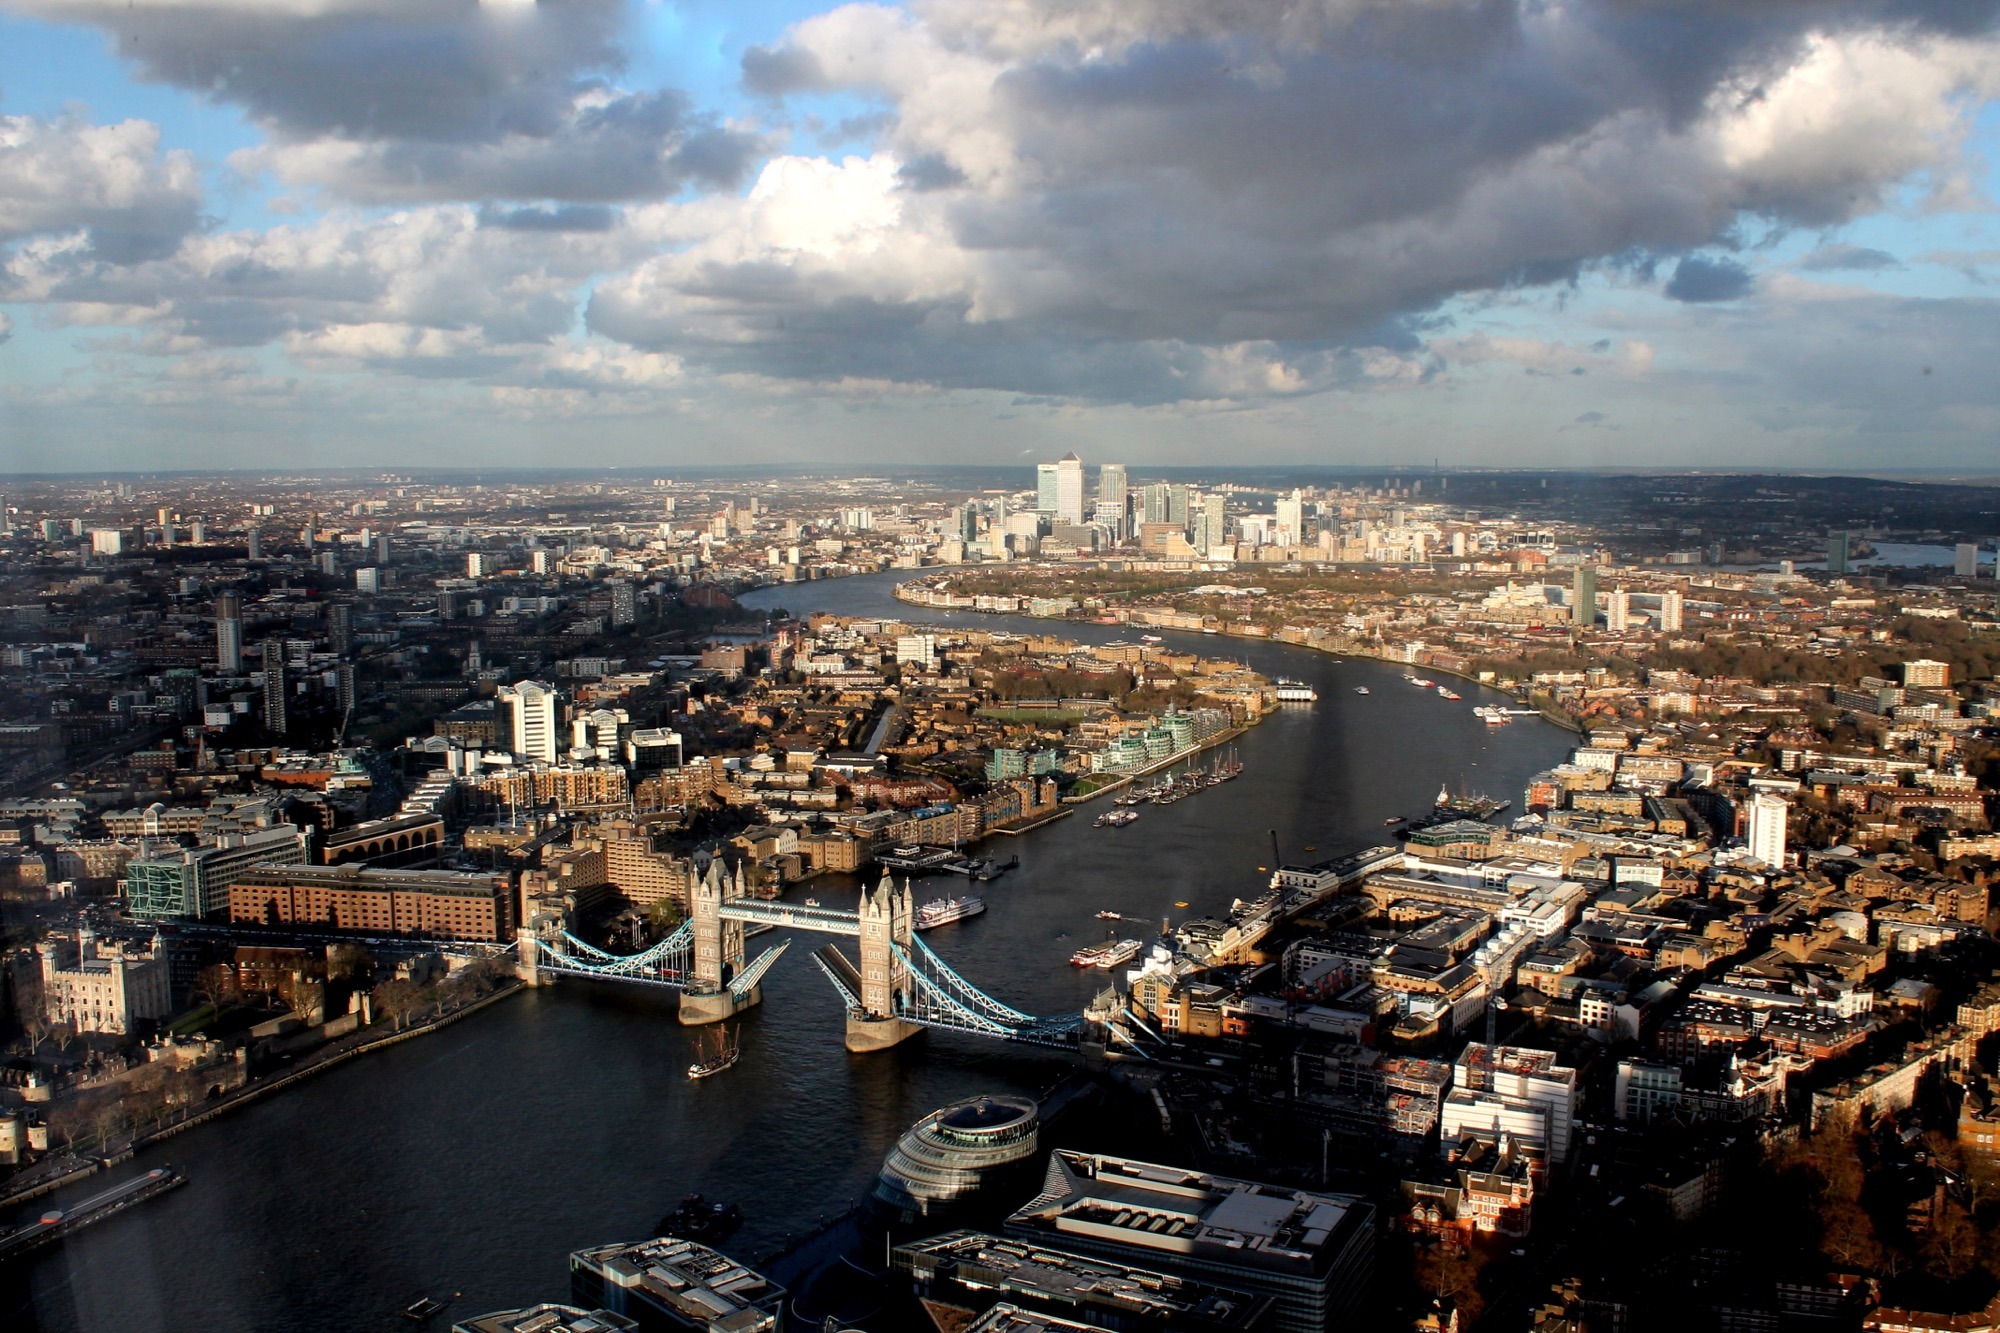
[288,975,326,1024]
[326,943,375,983]
[646,898,684,936]
[371,978,423,1031]
[193,962,240,1009]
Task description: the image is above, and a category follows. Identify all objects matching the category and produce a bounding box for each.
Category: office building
[895,1230,1274,1332]
[957,502,981,543]
[570,1236,786,1333]
[872,1094,1040,1224]
[1006,1152,1373,1333]
[215,593,244,672]
[1037,463,1060,515]
[499,680,562,764]
[246,528,262,560]
[451,1306,635,1333]
[124,825,311,920]
[38,929,172,1036]
[1571,566,1597,629]
[1956,542,1980,578]
[1055,453,1086,526]
[1440,1045,1579,1170]
[1747,791,1788,868]
[1826,529,1850,575]
[262,638,288,735]
[230,864,516,942]
[1098,462,1128,516]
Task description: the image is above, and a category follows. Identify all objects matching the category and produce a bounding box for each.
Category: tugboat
[654,1193,744,1244]
[687,1026,741,1081]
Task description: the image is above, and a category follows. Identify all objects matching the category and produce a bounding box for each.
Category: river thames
[6,570,1572,1333]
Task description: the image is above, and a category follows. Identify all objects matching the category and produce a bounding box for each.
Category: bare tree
[371,979,422,1032]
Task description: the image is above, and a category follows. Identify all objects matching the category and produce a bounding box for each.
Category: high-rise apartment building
[1195,493,1229,555]
[215,593,243,672]
[1826,529,1850,575]
[1275,489,1305,547]
[1658,588,1683,633]
[1571,566,1597,629]
[499,680,561,764]
[262,638,288,735]
[1055,453,1086,526]
[327,603,353,656]
[246,528,263,560]
[1902,659,1950,688]
[1604,588,1629,633]
[1747,791,1788,868]
[1956,543,1980,578]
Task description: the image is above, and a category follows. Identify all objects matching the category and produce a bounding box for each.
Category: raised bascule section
[516,861,1081,1053]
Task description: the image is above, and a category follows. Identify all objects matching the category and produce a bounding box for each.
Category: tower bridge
[517,861,1086,1053]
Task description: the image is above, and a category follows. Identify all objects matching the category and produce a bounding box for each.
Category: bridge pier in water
[845,873,922,1053]
[681,860,763,1026]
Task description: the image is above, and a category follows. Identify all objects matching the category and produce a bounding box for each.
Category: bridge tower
[681,859,758,1025]
[847,872,921,1052]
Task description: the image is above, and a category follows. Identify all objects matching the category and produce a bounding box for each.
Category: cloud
[8,0,757,205]
[1798,243,1900,270]
[0,114,204,263]
[0,311,12,345]
[1665,255,1756,302]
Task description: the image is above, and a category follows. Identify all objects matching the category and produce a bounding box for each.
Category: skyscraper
[1955,542,1979,578]
[215,593,243,672]
[261,639,288,736]
[1826,529,1850,575]
[498,680,560,764]
[956,502,980,544]
[246,528,262,560]
[1747,792,1788,868]
[1572,566,1597,629]
[1055,453,1086,526]
[1036,463,1060,515]
[1097,463,1128,513]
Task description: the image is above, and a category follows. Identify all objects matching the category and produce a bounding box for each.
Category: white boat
[1140,634,1163,643]
[1354,686,1371,695]
[1094,939,1143,968]
[915,895,986,930]
[1273,679,1318,703]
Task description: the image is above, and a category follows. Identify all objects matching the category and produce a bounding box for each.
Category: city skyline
[2,2,1999,471]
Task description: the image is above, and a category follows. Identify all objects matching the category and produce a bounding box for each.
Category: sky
[3,0,2000,474]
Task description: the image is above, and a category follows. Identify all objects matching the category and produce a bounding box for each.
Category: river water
[5,571,1572,1333]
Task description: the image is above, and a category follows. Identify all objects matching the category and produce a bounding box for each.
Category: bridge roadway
[718,899,860,936]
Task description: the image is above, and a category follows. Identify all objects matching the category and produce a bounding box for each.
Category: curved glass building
[871,1095,1041,1225]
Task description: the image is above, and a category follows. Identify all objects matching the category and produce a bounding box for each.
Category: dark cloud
[1798,243,1900,271]
[478,204,620,233]
[1665,255,1756,302]
[740,42,828,96]
[896,154,968,192]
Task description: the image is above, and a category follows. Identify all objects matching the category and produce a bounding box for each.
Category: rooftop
[1007,1152,1369,1277]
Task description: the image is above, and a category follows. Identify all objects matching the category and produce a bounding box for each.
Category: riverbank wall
[0,983,524,1213]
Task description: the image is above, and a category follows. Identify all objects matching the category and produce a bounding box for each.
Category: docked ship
[1093,939,1143,968]
[915,895,986,931]
[687,1026,741,1080]
[1094,809,1139,828]
[1434,785,1511,820]
[1410,677,1437,689]
[1436,686,1462,701]
[1273,679,1319,703]
[1069,944,1111,966]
